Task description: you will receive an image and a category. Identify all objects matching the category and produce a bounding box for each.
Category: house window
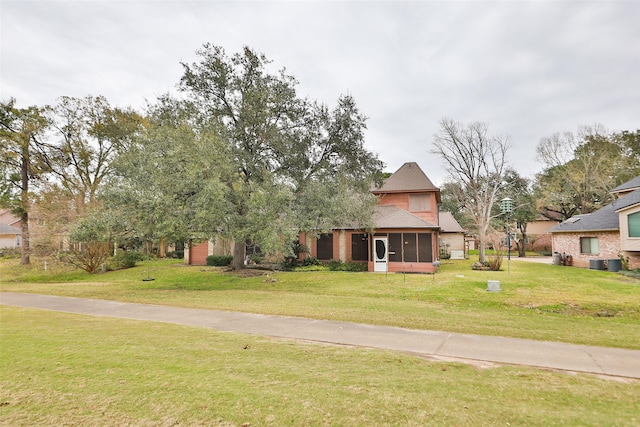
[403,233,418,262]
[388,233,403,262]
[409,194,431,212]
[629,212,640,237]
[580,237,598,254]
[418,233,433,262]
[317,233,333,260]
[385,232,433,263]
[351,233,369,261]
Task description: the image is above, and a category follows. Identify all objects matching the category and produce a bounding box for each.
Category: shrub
[327,259,343,271]
[59,241,111,274]
[111,250,145,269]
[0,248,20,259]
[301,257,320,267]
[167,250,184,259]
[327,259,367,272]
[206,255,233,267]
[343,261,368,272]
[486,256,503,271]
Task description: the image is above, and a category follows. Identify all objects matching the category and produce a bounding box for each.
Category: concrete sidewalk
[2,292,639,379]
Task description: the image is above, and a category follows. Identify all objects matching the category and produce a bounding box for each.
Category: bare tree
[431,118,510,264]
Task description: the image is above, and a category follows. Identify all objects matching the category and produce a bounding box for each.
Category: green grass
[1,307,638,426]
[1,257,639,349]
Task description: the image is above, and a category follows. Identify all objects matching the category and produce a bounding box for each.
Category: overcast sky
[2,0,639,185]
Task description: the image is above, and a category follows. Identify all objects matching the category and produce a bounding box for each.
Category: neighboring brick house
[301,162,443,273]
[525,216,560,253]
[549,176,640,270]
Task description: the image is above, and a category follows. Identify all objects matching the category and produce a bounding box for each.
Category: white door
[374,237,388,272]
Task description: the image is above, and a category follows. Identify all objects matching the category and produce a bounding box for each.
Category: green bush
[301,257,320,267]
[111,250,145,269]
[206,255,233,267]
[327,259,343,271]
[327,259,367,272]
[167,250,184,259]
[343,262,368,272]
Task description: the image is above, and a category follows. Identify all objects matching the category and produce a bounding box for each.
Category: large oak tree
[133,45,384,269]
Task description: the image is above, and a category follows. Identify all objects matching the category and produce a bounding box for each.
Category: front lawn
[1,307,638,426]
[1,257,639,349]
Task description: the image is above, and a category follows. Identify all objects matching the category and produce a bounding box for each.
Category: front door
[374,237,388,272]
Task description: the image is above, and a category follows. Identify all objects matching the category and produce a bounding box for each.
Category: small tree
[63,210,113,273]
[431,118,510,264]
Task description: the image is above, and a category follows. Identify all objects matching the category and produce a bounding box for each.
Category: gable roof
[0,224,21,235]
[611,176,640,196]
[438,211,465,233]
[372,205,438,229]
[549,189,640,233]
[372,162,438,194]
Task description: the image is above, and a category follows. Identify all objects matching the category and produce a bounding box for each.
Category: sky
[2,0,639,186]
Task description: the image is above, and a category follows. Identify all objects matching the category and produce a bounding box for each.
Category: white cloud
[2,0,638,185]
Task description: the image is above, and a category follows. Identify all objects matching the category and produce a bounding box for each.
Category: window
[403,233,417,262]
[351,233,369,261]
[383,232,433,263]
[409,194,431,212]
[388,233,402,262]
[629,212,640,237]
[580,237,598,254]
[418,233,433,262]
[317,234,333,260]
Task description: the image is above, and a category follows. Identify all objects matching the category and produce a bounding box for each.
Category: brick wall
[551,231,624,268]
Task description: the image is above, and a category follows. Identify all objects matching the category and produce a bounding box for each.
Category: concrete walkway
[2,292,639,379]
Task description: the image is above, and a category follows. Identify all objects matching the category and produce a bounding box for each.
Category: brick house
[549,176,640,270]
[300,162,444,273]
[186,162,457,273]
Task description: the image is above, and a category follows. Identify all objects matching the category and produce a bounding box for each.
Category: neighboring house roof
[372,205,438,229]
[0,224,21,235]
[438,211,464,233]
[613,189,640,212]
[372,162,439,194]
[611,176,640,195]
[0,210,21,227]
[549,189,640,233]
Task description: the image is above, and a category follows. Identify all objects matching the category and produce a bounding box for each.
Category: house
[438,211,465,259]
[0,223,21,249]
[525,216,561,253]
[301,162,443,273]
[186,162,452,272]
[0,208,68,253]
[549,176,640,270]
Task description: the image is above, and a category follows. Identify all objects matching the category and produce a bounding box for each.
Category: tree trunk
[478,234,486,264]
[518,232,527,257]
[232,240,245,270]
[20,150,30,265]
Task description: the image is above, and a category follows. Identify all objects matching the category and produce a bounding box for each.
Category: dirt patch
[223,266,277,278]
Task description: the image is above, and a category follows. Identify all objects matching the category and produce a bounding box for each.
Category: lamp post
[500,197,513,276]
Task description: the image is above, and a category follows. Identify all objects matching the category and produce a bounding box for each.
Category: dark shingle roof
[549,189,640,233]
[373,162,438,193]
[372,205,438,229]
[611,176,640,195]
[438,211,465,233]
